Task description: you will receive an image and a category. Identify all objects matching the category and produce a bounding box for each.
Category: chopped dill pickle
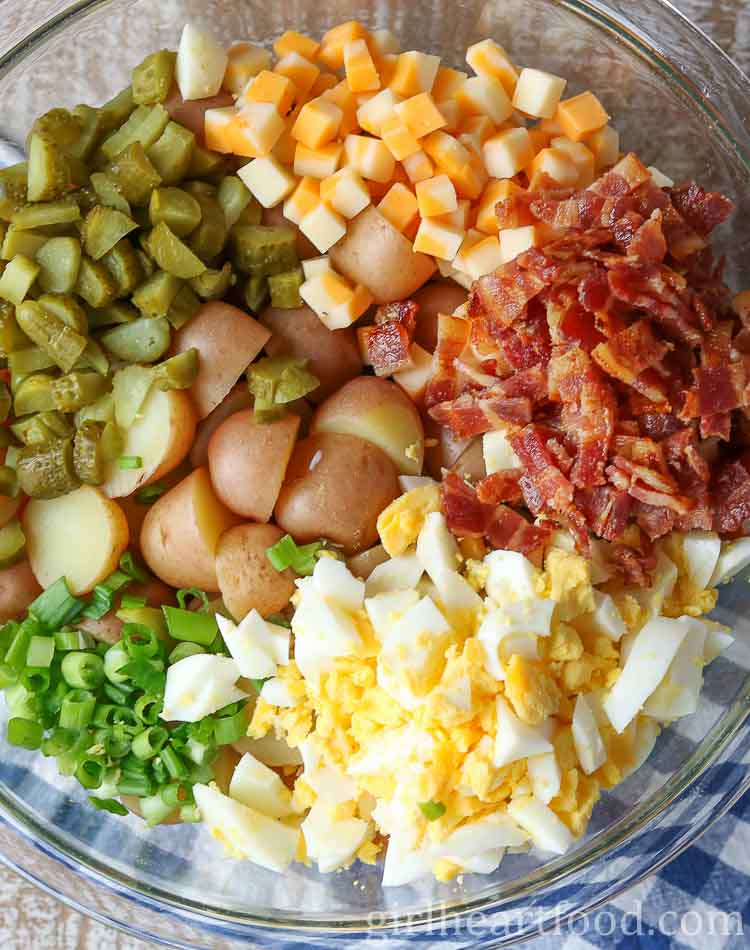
[145,221,206,279]
[101,238,144,297]
[112,365,154,428]
[99,420,124,461]
[132,50,176,105]
[38,293,88,334]
[73,420,105,485]
[29,109,81,152]
[243,274,268,313]
[69,104,104,162]
[234,199,264,227]
[8,347,55,383]
[52,371,111,413]
[90,172,131,215]
[89,301,139,328]
[0,164,28,222]
[189,261,232,299]
[149,187,202,238]
[76,339,110,376]
[135,247,155,278]
[17,437,80,499]
[12,410,72,446]
[1,227,47,261]
[247,355,319,421]
[74,392,114,428]
[105,143,162,207]
[99,86,136,135]
[0,519,26,569]
[35,237,82,293]
[15,300,87,372]
[132,269,183,316]
[152,349,198,390]
[268,267,304,309]
[217,176,256,228]
[0,302,30,356]
[75,255,118,308]
[100,103,169,162]
[186,145,226,180]
[82,206,137,260]
[100,316,171,363]
[166,283,200,329]
[27,133,73,202]
[147,121,195,186]
[11,197,80,231]
[231,225,298,276]
[0,255,40,306]
[188,193,226,261]
[13,373,56,416]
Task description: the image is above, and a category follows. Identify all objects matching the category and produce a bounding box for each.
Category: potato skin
[412,281,468,352]
[164,83,234,142]
[190,385,252,468]
[0,560,41,623]
[216,523,296,621]
[261,306,362,403]
[275,432,399,554]
[79,578,176,644]
[208,410,300,521]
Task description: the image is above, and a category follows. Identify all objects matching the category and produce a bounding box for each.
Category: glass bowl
[1,0,750,946]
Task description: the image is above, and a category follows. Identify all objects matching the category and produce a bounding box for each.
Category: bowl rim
[0,0,749,942]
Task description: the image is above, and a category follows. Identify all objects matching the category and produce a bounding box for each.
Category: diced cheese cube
[452,228,484,273]
[238,155,297,208]
[310,72,339,98]
[437,258,473,289]
[224,42,272,96]
[483,429,520,473]
[459,114,496,144]
[482,127,535,178]
[374,53,398,88]
[320,167,371,219]
[475,179,521,234]
[283,175,321,225]
[453,155,489,200]
[299,270,353,324]
[291,97,342,149]
[415,174,458,217]
[380,114,421,161]
[242,69,297,115]
[301,256,332,279]
[401,149,434,184]
[422,131,472,177]
[389,51,441,97]
[298,202,347,253]
[294,142,343,179]
[377,182,419,232]
[412,216,464,260]
[584,124,620,170]
[395,93,447,138]
[275,52,320,97]
[648,165,674,188]
[456,75,513,124]
[527,126,551,153]
[512,68,567,118]
[355,88,402,136]
[321,81,360,136]
[176,24,228,101]
[498,224,543,263]
[272,128,297,165]
[550,136,595,186]
[529,147,579,187]
[539,113,564,137]
[370,28,399,57]
[319,20,369,71]
[344,38,381,92]
[331,283,373,329]
[274,30,320,62]
[228,101,286,156]
[204,107,245,155]
[436,99,461,133]
[556,91,609,141]
[393,342,433,402]
[431,67,468,102]
[460,234,503,279]
[466,39,519,95]
[344,134,396,183]
[436,198,471,231]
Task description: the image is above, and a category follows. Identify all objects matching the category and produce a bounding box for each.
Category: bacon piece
[430,390,532,437]
[423,313,471,407]
[669,182,734,236]
[578,265,610,312]
[358,322,412,376]
[660,204,707,261]
[638,413,683,440]
[592,319,670,385]
[476,470,524,505]
[691,364,746,416]
[700,412,732,441]
[713,455,750,534]
[589,153,651,197]
[510,425,577,515]
[374,299,419,336]
[529,190,605,230]
[486,504,551,555]
[575,485,632,540]
[610,542,656,587]
[607,262,703,346]
[702,320,733,367]
[493,304,551,370]
[441,471,492,537]
[634,501,675,539]
[471,260,548,330]
[627,211,668,264]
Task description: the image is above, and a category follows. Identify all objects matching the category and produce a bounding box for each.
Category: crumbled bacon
[358,322,413,376]
[374,299,419,335]
[476,470,524,505]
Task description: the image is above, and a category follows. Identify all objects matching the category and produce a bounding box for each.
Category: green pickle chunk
[13,374,56,416]
[0,519,26,569]
[73,420,105,485]
[189,262,233,299]
[17,437,80,498]
[145,221,206,279]
[231,225,298,276]
[51,372,111,413]
[106,143,162,207]
[82,206,137,260]
[100,316,171,363]
[268,267,304,309]
[16,301,87,372]
[35,237,82,293]
[247,355,319,422]
[152,349,199,390]
[147,122,195,186]
[132,50,176,105]
[0,255,39,305]
[149,187,202,238]
[132,270,183,316]
[243,274,268,313]
[27,133,74,203]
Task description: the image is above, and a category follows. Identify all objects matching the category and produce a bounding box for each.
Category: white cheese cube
[322,167,371,219]
[356,88,402,136]
[229,752,295,818]
[461,235,504,279]
[499,225,540,264]
[459,75,514,124]
[301,256,333,279]
[237,156,296,208]
[572,694,606,775]
[494,696,553,767]
[483,430,520,473]
[512,67,567,118]
[299,202,347,252]
[648,165,674,188]
[176,24,228,100]
[344,134,396,183]
[507,796,574,854]
[235,101,286,155]
[482,127,534,178]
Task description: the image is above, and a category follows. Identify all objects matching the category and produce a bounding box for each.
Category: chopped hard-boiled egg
[176,24,228,101]
[507,796,574,854]
[229,753,296,818]
[162,654,247,722]
[216,610,289,679]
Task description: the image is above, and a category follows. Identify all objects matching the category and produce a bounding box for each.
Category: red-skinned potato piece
[216,523,297,621]
[311,377,424,476]
[412,281,468,352]
[79,578,176,644]
[423,415,472,479]
[171,301,270,418]
[117,460,192,552]
[0,560,41,623]
[453,438,486,481]
[190,385,252,468]
[275,431,399,554]
[208,410,300,521]
[261,306,363,403]
[140,468,240,591]
[164,83,234,143]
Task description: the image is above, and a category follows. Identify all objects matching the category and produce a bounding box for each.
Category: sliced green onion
[20,667,51,693]
[134,694,162,724]
[139,792,175,827]
[179,803,201,823]
[61,651,105,689]
[117,773,153,798]
[103,731,132,759]
[418,800,446,822]
[122,623,160,659]
[82,569,132,620]
[6,683,39,719]
[160,781,189,808]
[265,534,323,576]
[0,663,17,688]
[151,755,168,786]
[0,621,19,658]
[168,641,205,665]
[214,703,249,746]
[92,704,122,727]
[135,482,166,505]
[118,455,143,470]
[88,797,128,816]
[185,736,213,766]
[160,745,188,780]
[102,682,132,705]
[120,594,147,609]
[119,552,149,583]
[26,635,55,668]
[41,680,70,717]
[131,725,168,760]
[59,688,96,730]
[55,629,90,651]
[176,587,210,611]
[7,717,43,750]
[5,623,34,672]
[162,606,218,645]
[120,657,166,695]
[76,757,105,789]
[41,726,75,757]
[266,613,291,629]
[28,577,84,630]
[103,642,130,685]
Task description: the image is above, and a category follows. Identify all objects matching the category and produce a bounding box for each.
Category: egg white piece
[478,600,552,678]
[461,850,505,874]
[483,430,521,474]
[377,596,451,707]
[434,569,483,611]
[312,556,365,611]
[416,511,461,580]
[710,537,750,586]
[176,24,228,100]
[364,589,420,640]
[162,654,247,722]
[398,475,438,492]
[602,616,691,733]
[217,610,290,680]
[348,725,436,776]
[494,695,553,767]
[682,531,721,590]
[292,589,363,686]
[572,694,606,775]
[526,752,561,804]
[302,800,369,873]
[633,551,678,620]
[365,551,423,596]
[300,736,359,803]
[229,753,295,818]
[260,677,297,708]
[484,550,540,605]
[584,590,626,642]
[507,796,574,855]
[623,717,660,778]
[703,625,733,663]
[193,783,298,872]
[643,619,707,720]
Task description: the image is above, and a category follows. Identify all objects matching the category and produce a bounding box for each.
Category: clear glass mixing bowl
[0,0,749,945]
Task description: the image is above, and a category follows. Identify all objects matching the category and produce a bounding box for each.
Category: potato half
[216,523,297,621]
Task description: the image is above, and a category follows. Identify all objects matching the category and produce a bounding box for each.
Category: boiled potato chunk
[102,388,197,498]
[311,377,424,476]
[208,410,300,521]
[172,301,270,418]
[216,523,296,621]
[0,561,42,622]
[329,206,436,304]
[140,467,240,590]
[412,281,468,352]
[190,384,252,468]
[275,432,399,553]
[164,84,234,142]
[24,487,130,594]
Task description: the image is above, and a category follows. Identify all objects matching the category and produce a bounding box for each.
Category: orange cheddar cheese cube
[275,52,320,97]
[498,224,543,263]
[283,176,321,225]
[309,72,339,97]
[320,167,371,219]
[300,269,353,321]
[539,114,565,138]
[373,53,398,89]
[299,203,347,253]
[475,179,527,234]
[356,89,402,136]
[457,233,503,279]
[322,81,361,136]
[436,99,461,133]
[393,342,434,403]
[512,67,567,119]
[272,128,298,165]
[377,183,419,232]
[482,126,535,179]
[465,39,519,95]
[223,42,272,96]
[416,174,458,217]
[413,217,464,260]
[274,30,320,62]
[293,142,343,179]
[453,228,484,271]
[344,38,381,92]
[550,136,595,186]
[459,114,496,143]
[319,21,370,71]
[422,131,472,178]
[436,198,471,231]
[291,97,343,149]
[394,93,447,139]
[206,103,285,158]
[301,256,333,279]
[389,51,441,97]
[584,124,620,170]
[402,149,435,183]
[242,70,297,116]
[344,134,396,183]
[451,154,488,200]
[456,75,513,124]
[204,107,248,155]
[238,155,297,208]
[527,126,551,153]
[380,114,421,161]
[432,67,468,102]
[529,147,579,188]
[556,91,609,142]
